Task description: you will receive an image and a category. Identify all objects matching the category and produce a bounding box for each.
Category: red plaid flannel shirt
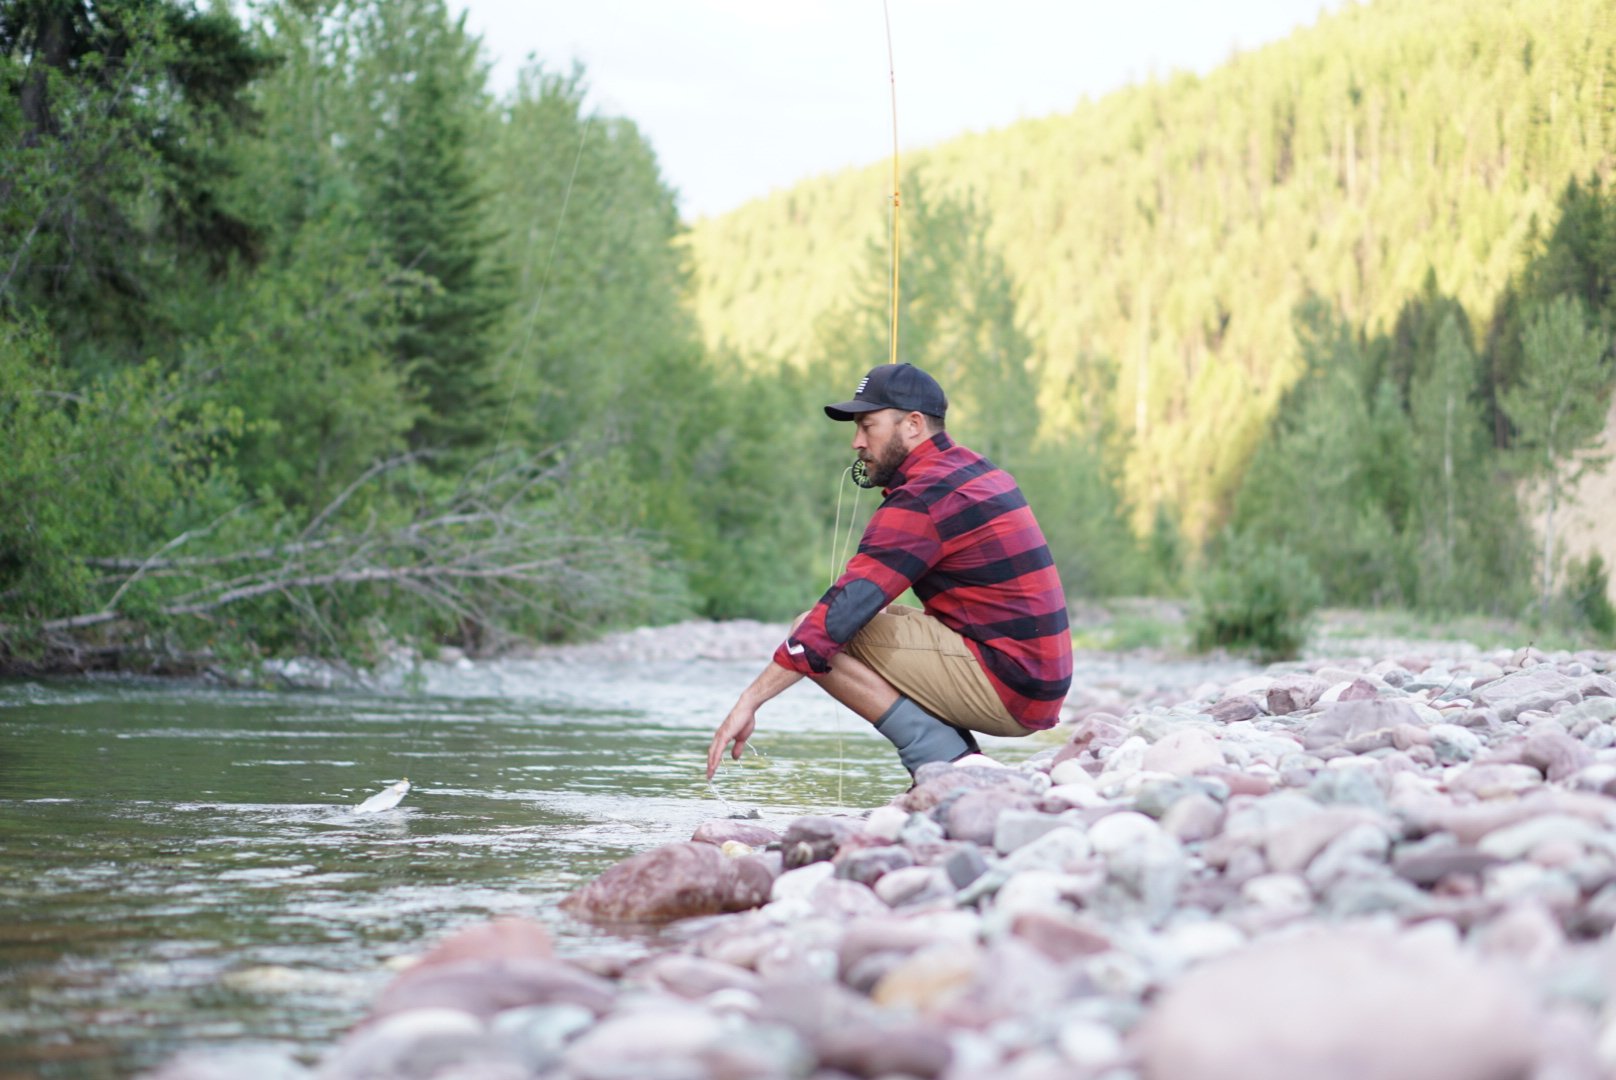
[774,433,1072,729]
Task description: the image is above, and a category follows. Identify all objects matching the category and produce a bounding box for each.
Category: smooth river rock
[559,840,776,922]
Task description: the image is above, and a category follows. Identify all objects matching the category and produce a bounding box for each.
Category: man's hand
[706,703,758,780]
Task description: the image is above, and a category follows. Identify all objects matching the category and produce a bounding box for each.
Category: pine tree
[1502,296,1613,612]
[0,0,275,362]
[348,0,506,451]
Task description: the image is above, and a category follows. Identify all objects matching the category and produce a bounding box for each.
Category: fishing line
[884,0,902,368]
[829,466,867,586]
[814,2,903,807]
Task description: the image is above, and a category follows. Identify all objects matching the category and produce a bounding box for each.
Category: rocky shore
[153,642,1616,1080]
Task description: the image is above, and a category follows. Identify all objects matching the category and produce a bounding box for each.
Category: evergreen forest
[3,0,1614,673]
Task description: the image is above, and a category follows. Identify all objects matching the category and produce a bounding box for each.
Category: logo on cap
[856,376,869,395]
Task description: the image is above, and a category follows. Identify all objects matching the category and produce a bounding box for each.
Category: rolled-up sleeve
[773,494,942,674]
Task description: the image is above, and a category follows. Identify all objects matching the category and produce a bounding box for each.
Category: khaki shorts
[842,604,1027,737]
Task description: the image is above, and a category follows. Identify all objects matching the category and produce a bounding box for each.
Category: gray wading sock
[874,695,972,775]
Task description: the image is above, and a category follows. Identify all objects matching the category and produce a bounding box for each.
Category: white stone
[1042,782,1109,810]
[768,862,834,904]
[1142,728,1225,777]
[1241,873,1313,916]
[1002,825,1092,873]
[1098,735,1149,778]
[992,870,1088,923]
[1429,723,1482,762]
[1049,759,1096,787]
[862,804,908,841]
[1087,811,1164,856]
[1057,1020,1124,1069]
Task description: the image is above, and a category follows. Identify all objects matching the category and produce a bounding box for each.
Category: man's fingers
[705,730,727,780]
[730,734,747,761]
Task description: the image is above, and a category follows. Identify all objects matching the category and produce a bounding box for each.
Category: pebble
[152,641,1616,1080]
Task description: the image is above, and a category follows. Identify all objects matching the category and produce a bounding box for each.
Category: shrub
[1558,554,1616,642]
[1190,530,1324,662]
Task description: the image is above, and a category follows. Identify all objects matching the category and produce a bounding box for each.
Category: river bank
[140,632,1616,1080]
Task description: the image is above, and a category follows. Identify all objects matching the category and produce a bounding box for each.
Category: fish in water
[355,778,410,814]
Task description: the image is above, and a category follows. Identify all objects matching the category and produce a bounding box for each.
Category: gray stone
[560,1003,727,1080]
[942,786,1036,845]
[1001,825,1092,873]
[1307,765,1388,810]
[1208,695,1263,723]
[318,1008,508,1080]
[815,1019,953,1079]
[780,816,860,869]
[1560,696,1616,728]
[148,1049,311,1080]
[1392,845,1503,886]
[833,843,914,887]
[1160,793,1225,843]
[1472,668,1584,722]
[946,845,990,888]
[1304,822,1392,890]
[993,808,1071,854]
[873,865,952,908]
[489,1004,594,1072]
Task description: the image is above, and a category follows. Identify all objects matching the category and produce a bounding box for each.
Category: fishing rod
[885,0,901,369]
[847,0,905,496]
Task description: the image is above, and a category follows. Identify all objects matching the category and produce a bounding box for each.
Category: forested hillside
[686,0,1616,546]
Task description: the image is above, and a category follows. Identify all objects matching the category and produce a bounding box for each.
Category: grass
[1312,606,1613,654]
[1069,599,1615,657]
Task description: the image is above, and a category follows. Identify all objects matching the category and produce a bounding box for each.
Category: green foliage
[813,172,1148,599]
[1233,296,1534,615]
[1503,294,1614,610]
[0,0,276,364]
[0,316,246,635]
[686,0,1616,542]
[1190,530,1323,662]
[346,0,508,451]
[11,0,1616,671]
[1558,554,1616,642]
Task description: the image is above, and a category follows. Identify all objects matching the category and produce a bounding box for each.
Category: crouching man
[705,362,1072,782]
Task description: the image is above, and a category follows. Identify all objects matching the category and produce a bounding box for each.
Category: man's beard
[860,431,909,488]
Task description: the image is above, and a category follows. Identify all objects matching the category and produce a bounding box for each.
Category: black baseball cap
[824,362,948,421]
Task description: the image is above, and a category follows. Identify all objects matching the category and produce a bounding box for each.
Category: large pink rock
[560,841,776,922]
[1138,929,1540,1080]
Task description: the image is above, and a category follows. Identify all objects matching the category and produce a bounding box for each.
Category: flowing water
[0,642,1249,1078]
[0,651,979,1078]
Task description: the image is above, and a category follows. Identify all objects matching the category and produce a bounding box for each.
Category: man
[705,362,1072,781]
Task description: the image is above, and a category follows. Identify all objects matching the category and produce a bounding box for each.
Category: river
[0,632,1252,1077]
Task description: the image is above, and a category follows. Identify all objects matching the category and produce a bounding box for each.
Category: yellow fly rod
[884,0,901,365]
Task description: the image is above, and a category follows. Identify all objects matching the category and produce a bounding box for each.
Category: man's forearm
[739,659,806,709]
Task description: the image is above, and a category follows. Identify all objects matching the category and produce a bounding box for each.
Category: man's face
[852,409,912,487]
